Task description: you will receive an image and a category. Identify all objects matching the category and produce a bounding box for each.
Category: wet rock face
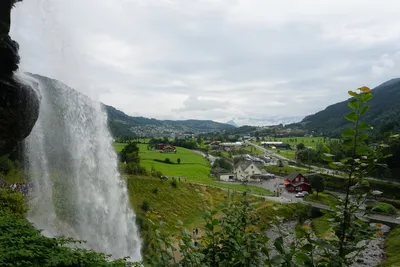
[0,78,39,156]
[0,0,39,156]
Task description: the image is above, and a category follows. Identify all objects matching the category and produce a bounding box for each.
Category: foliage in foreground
[0,189,140,267]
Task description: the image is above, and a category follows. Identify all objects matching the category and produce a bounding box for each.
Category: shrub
[141,200,150,212]
[153,159,174,164]
[170,179,177,188]
[0,189,27,217]
[125,163,148,175]
[367,202,397,215]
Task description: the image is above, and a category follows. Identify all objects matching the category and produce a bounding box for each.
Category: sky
[10,0,400,126]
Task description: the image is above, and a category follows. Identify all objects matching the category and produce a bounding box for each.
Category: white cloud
[10,0,400,126]
[173,96,230,112]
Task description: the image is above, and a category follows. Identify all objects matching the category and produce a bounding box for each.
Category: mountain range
[297,78,400,136]
[104,105,235,137]
[28,74,399,138]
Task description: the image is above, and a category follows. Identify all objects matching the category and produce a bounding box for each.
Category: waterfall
[21,73,142,261]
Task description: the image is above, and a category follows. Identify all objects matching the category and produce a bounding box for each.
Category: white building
[234,161,273,181]
[219,174,235,182]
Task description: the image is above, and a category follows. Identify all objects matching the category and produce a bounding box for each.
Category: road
[192,150,218,166]
[245,141,400,185]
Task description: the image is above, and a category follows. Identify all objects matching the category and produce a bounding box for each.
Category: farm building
[284,171,311,193]
[220,174,235,182]
[157,144,177,153]
[208,141,221,150]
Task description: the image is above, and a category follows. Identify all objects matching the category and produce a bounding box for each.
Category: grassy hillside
[127,176,228,232]
[127,176,308,232]
[138,144,210,178]
[115,143,273,196]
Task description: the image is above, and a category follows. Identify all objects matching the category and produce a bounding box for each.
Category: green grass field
[260,137,337,150]
[304,192,338,206]
[114,143,272,196]
[265,165,308,175]
[244,146,264,155]
[275,149,297,160]
[255,137,340,161]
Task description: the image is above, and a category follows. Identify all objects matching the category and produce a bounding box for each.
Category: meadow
[256,136,339,161]
[261,136,338,149]
[114,143,273,196]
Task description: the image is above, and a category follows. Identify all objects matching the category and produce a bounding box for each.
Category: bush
[0,190,137,266]
[124,163,148,175]
[153,158,174,164]
[170,179,178,188]
[0,189,27,217]
[367,202,397,215]
[141,200,150,212]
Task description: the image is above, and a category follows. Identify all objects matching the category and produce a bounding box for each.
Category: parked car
[295,192,305,198]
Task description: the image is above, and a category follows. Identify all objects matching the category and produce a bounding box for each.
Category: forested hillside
[104,105,235,137]
[300,78,400,137]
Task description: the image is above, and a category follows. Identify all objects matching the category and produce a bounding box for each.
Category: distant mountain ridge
[104,105,235,137]
[25,74,236,138]
[298,78,400,136]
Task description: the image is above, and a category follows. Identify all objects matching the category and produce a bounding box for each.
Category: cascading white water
[21,73,142,261]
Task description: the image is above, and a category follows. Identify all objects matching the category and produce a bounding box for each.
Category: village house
[284,171,312,193]
[234,160,273,181]
[208,141,221,150]
[157,144,177,153]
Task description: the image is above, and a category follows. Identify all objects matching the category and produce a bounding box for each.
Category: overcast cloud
[10,0,400,126]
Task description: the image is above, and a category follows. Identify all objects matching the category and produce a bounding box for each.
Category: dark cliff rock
[0,0,39,156]
[0,77,39,155]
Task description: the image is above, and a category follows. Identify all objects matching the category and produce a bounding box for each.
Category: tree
[213,158,233,172]
[309,175,325,196]
[297,143,305,150]
[119,142,140,164]
[177,158,181,164]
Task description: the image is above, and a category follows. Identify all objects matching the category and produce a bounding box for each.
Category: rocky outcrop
[0,0,39,156]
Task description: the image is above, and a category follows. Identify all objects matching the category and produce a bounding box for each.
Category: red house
[284,171,311,193]
[157,144,177,153]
